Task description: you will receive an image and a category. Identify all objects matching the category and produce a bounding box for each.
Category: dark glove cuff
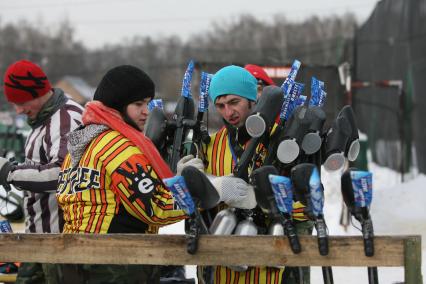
[0,161,12,185]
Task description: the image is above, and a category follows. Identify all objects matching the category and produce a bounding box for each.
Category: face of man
[214,94,254,128]
[12,91,52,120]
[125,98,151,132]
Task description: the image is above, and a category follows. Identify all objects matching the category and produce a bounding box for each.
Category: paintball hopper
[245,86,284,138]
[323,105,360,172]
[145,107,168,149]
[277,106,326,164]
[181,166,220,210]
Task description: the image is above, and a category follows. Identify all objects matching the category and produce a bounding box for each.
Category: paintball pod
[323,105,360,172]
[252,165,301,254]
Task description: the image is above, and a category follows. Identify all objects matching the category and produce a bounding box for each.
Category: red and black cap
[3,60,52,104]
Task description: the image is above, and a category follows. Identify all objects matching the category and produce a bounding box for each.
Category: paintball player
[195,65,277,283]
[0,60,84,283]
[197,65,311,284]
[244,64,275,99]
[56,65,191,283]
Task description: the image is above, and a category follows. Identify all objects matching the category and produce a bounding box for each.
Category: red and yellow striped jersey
[204,126,307,221]
[202,125,309,284]
[203,126,283,284]
[56,129,186,234]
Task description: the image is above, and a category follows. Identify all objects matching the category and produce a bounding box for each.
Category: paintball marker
[233,85,284,180]
[163,166,220,254]
[276,105,326,164]
[251,165,301,254]
[291,163,334,284]
[341,169,378,284]
[323,105,360,172]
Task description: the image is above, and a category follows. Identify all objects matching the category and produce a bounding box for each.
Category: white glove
[176,154,204,175]
[211,176,257,209]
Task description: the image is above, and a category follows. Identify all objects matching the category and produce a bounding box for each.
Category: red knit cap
[3,60,52,104]
[244,64,275,86]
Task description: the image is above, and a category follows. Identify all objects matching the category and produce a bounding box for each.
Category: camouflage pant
[15,263,61,284]
[282,220,314,284]
[60,264,161,284]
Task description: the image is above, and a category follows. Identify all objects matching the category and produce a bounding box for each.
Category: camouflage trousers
[60,264,161,284]
[15,263,61,284]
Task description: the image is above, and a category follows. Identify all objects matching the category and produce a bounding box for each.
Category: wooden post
[404,236,423,284]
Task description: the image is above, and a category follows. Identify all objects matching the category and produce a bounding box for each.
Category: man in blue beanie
[194,65,285,284]
[209,65,257,128]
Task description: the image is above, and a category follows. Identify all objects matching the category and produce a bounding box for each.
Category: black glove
[0,157,13,188]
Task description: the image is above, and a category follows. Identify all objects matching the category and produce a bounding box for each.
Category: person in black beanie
[56,65,189,284]
[93,64,155,131]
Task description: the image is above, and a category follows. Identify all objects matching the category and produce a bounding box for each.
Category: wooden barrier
[0,234,422,283]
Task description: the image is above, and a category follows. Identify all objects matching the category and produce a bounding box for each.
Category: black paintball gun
[341,168,378,284]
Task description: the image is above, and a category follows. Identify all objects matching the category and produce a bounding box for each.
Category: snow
[160,161,425,284]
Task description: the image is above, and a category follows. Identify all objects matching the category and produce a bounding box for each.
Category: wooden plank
[0,234,409,267]
[0,274,17,283]
[404,236,423,284]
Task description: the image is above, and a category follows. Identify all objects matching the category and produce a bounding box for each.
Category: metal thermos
[268,221,284,236]
[234,216,258,236]
[209,208,237,235]
[228,216,258,272]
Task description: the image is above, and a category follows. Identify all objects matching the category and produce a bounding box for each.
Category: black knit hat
[93,65,155,112]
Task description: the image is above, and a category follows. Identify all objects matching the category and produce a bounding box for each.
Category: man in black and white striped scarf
[0,59,84,284]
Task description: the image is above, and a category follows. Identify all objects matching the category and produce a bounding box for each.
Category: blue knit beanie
[209,65,257,103]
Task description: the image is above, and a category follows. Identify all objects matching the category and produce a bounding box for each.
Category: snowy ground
[160,162,425,284]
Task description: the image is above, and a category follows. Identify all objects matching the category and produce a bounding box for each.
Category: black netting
[354,0,426,174]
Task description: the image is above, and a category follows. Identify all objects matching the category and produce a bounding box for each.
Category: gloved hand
[176,155,204,175]
[211,176,257,209]
[0,157,13,188]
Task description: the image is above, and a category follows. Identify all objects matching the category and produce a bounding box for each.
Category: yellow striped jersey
[203,126,283,284]
[204,126,307,221]
[56,129,186,234]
